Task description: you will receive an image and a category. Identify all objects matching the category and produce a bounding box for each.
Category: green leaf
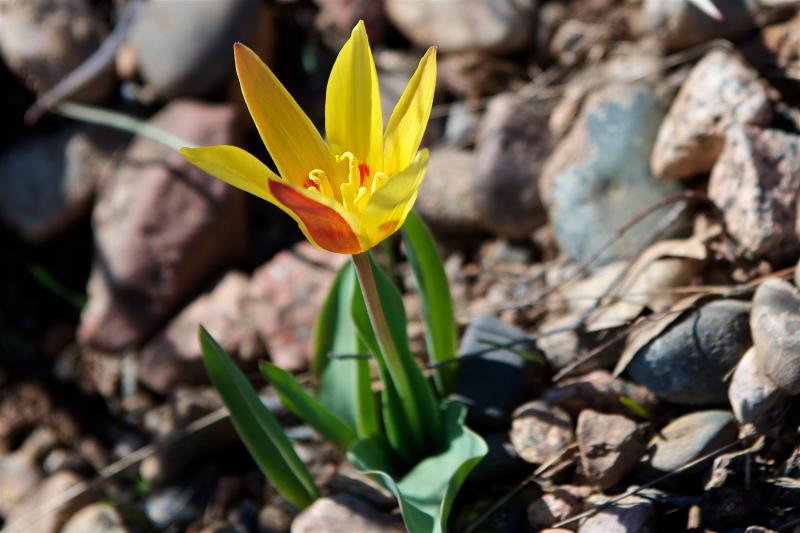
[351,255,443,460]
[401,212,458,395]
[199,327,318,509]
[313,263,379,438]
[260,362,357,452]
[348,401,488,533]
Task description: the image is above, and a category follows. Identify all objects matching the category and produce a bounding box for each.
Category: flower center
[304,152,386,215]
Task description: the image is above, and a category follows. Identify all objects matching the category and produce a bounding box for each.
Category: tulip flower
[181,21,436,255]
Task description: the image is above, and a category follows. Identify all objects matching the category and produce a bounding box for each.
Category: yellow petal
[363,149,429,245]
[234,43,335,186]
[325,21,383,172]
[383,48,436,175]
[269,179,365,254]
[180,145,277,201]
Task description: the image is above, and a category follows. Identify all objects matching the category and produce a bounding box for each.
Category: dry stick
[550,435,752,529]
[2,406,229,532]
[25,0,144,124]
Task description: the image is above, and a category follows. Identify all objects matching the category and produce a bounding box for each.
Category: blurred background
[1,0,800,531]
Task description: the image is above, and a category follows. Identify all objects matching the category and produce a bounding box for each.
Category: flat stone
[78,100,248,352]
[541,84,683,267]
[61,503,127,533]
[750,278,800,394]
[707,126,800,263]
[576,411,644,490]
[452,314,541,431]
[651,49,771,180]
[578,494,654,533]
[385,0,535,54]
[546,370,659,418]
[510,400,574,465]
[139,271,265,394]
[472,92,550,238]
[728,346,785,429]
[626,299,751,405]
[643,410,738,476]
[291,494,404,533]
[528,485,592,530]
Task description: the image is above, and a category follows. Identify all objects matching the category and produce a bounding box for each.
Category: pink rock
[78,100,248,352]
[707,126,800,263]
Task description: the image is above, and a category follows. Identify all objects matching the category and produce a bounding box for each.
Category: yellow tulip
[181,21,436,254]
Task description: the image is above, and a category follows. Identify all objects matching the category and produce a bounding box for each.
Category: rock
[751,278,800,394]
[259,501,294,533]
[314,0,386,40]
[467,432,532,486]
[541,85,683,267]
[78,100,248,352]
[510,400,574,465]
[442,101,480,147]
[626,299,751,405]
[385,0,535,54]
[643,410,738,476]
[576,411,644,490]
[140,272,265,394]
[0,126,117,243]
[4,471,92,533]
[145,468,215,529]
[528,485,592,530]
[247,242,346,371]
[642,0,794,51]
[728,346,785,429]
[0,0,111,99]
[415,147,484,236]
[796,258,800,288]
[129,0,261,99]
[707,126,800,263]
[61,503,127,533]
[291,494,404,533]
[578,494,654,533]
[42,448,87,475]
[452,314,541,431]
[546,370,659,418]
[651,49,771,180]
[331,467,397,511]
[0,448,42,516]
[0,383,54,452]
[472,92,550,239]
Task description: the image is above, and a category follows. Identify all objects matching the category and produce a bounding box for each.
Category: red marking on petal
[358,163,370,186]
[269,180,362,254]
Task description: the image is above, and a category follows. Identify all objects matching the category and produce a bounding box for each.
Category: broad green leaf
[401,212,458,395]
[349,401,488,533]
[351,254,443,460]
[199,327,317,509]
[313,263,379,438]
[260,362,357,452]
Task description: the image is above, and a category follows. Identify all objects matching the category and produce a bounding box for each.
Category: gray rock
[61,503,127,533]
[473,92,550,238]
[643,0,795,51]
[541,85,683,268]
[576,411,644,490]
[728,346,785,429]
[627,299,751,405]
[0,0,111,99]
[796,258,800,288]
[751,278,800,394]
[643,410,737,476]
[707,127,800,263]
[145,468,215,529]
[546,370,659,418]
[291,494,404,533]
[578,494,654,533]
[452,314,541,431]
[140,272,265,394]
[129,0,261,99]
[442,101,480,147]
[78,100,248,352]
[510,400,574,465]
[415,147,484,235]
[651,49,771,180]
[384,0,535,54]
[0,127,116,243]
[528,485,591,530]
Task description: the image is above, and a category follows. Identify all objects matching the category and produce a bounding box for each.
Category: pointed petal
[269,180,364,254]
[325,21,383,171]
[363,149,429,245]
[383,48,436,175]
[234,43,334,185]
[180,145,278,202]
